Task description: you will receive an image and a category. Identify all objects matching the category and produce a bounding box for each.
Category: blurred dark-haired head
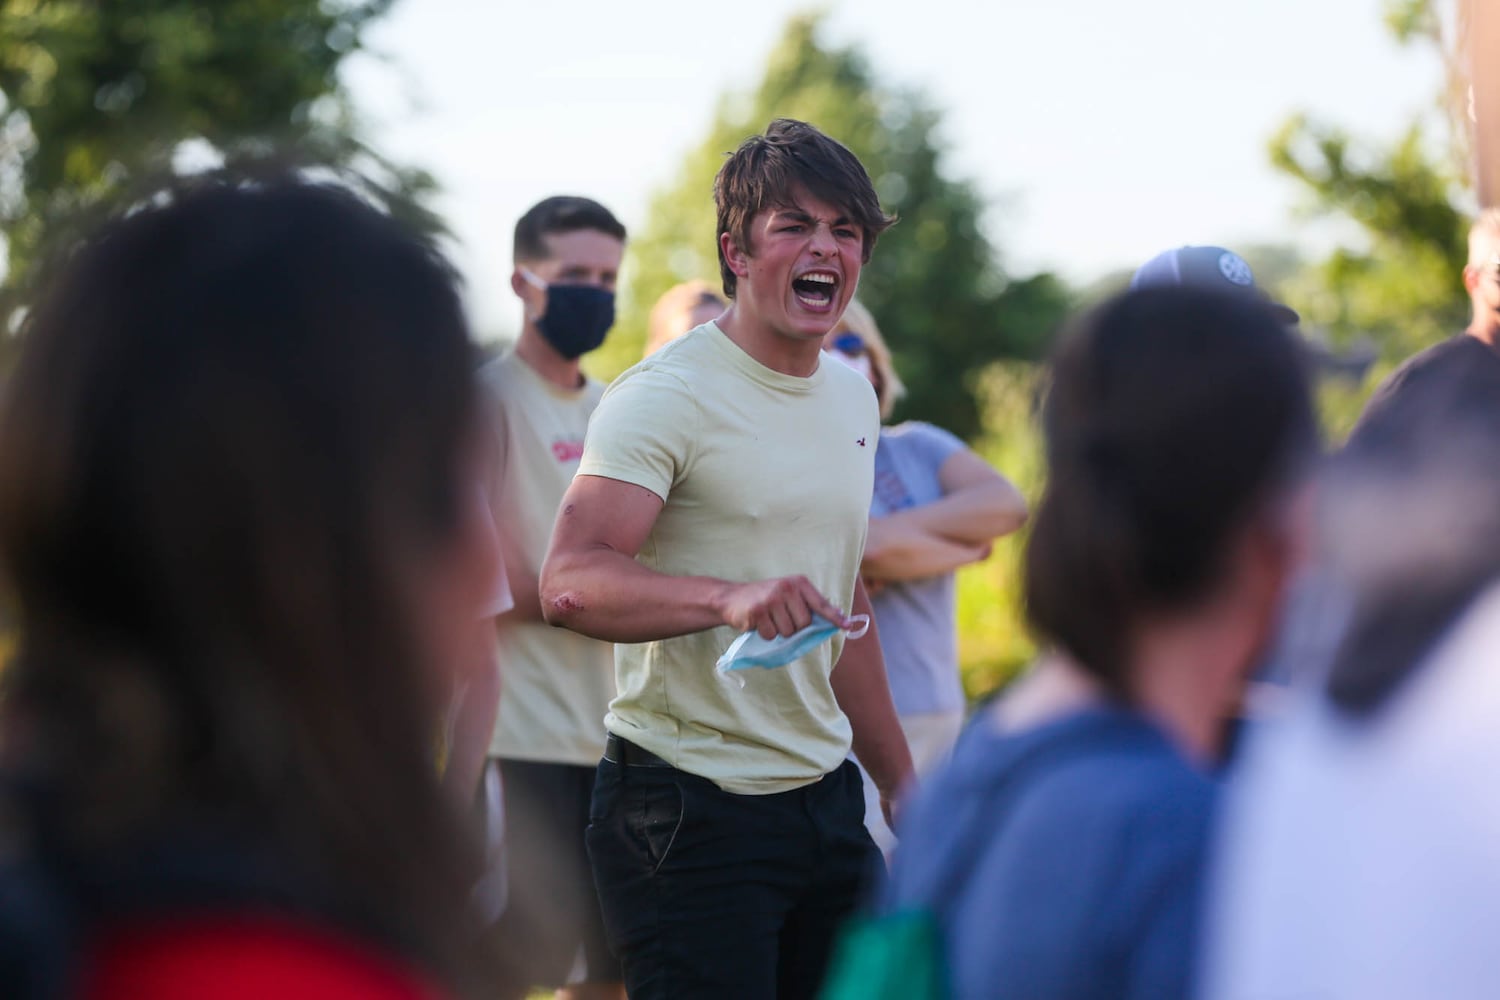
[0,176,499,984]
[1024,286,1319,699]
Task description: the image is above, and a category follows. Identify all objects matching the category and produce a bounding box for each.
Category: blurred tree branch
[1267,0,1470,364]
[0,0,432,342]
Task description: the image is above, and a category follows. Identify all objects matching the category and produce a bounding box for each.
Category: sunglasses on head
[830,332,867,356]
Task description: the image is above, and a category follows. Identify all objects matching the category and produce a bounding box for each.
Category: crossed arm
[862,448,1028,585]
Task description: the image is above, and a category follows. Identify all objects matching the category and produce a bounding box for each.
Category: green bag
[818,908,949,1000]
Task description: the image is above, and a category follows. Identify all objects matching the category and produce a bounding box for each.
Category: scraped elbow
[542,588,588,629]
[538,562,584,629]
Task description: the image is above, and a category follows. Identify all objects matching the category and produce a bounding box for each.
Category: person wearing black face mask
[476,195,628,1000]
[519,266,617,360]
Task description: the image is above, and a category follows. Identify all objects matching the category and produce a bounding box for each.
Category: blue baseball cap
[1130,245,1299,325]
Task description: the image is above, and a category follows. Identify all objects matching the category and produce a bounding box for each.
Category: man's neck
[1466,317,1500,350]
[1130,604,1257,769]
[716,304,823,377]
[515,328,584,390]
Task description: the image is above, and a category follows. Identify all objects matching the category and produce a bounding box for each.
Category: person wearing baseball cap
[1132,245,1378,385]
[1131,245,1300,325]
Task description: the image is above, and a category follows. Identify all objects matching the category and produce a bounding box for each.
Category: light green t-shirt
[577,322,880,794]
[481,351,616,766]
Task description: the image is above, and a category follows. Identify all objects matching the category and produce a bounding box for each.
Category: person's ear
[720,232,751,280]
[1464,264,1482,295]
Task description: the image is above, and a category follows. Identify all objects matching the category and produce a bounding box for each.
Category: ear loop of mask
[718,614,873,690]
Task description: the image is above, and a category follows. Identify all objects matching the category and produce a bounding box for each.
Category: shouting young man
[540,120,914,999]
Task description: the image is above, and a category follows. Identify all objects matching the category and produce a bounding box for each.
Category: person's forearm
[833,586,914,798]
[540,544,731,643]
[862,521,990,582]
[891,480,1027,546]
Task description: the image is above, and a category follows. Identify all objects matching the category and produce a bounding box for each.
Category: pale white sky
[344,0,1446,340]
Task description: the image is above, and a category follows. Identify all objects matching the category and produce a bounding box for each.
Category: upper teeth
[802,273,836,284]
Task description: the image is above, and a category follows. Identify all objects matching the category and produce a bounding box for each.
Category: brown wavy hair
[713,118,895,299]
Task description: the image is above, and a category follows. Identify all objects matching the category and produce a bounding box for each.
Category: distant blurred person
[0,177,508,998]
[645,279,726,357]
[1200,358,1500,1000]
[821,300,1027,856]
[1202,38,1500,997]
[876,287,1317,1000]
[1129,242,1351,718]
[1344,209,1500,459]
[478,195,626,1000]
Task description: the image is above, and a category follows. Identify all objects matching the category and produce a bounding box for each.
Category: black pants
[586,741,880,1000]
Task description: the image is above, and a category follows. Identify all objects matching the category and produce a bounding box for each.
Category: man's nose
[808,222,837,256]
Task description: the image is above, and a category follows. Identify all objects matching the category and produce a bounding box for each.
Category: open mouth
[792,270,839,310]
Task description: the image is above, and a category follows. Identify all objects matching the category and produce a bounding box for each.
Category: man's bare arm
[832,578,915,826]
[540,474,851,644]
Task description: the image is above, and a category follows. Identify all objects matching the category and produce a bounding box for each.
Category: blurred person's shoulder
[1395,332,1496,382]
[906,706,1212,851]
[1360,333,1500,420]
[890,705,1214,920]
[477,348,534,412]
[478,346,521,387]
[879,421,966,458]
[1347,333,1500,457]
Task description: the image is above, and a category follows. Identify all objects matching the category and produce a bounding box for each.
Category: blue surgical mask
[521,268,615,359]
[716,613,872,687]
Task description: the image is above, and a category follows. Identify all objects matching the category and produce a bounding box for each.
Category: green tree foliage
[596,13,1071,442]
[0,0,432,330]
[1270,0,1471,363]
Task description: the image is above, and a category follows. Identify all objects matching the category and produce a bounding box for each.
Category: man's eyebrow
[772,206,813,222]
[770,206,860,228]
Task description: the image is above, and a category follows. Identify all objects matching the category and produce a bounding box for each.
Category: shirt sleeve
[905,422,968,474]
[576,367,701,502]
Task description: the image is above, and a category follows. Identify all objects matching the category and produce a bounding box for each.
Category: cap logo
[1217,252,1254,287]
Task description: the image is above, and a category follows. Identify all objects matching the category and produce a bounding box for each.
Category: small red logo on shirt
[857,438,867,447]
[552,440,585,462]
